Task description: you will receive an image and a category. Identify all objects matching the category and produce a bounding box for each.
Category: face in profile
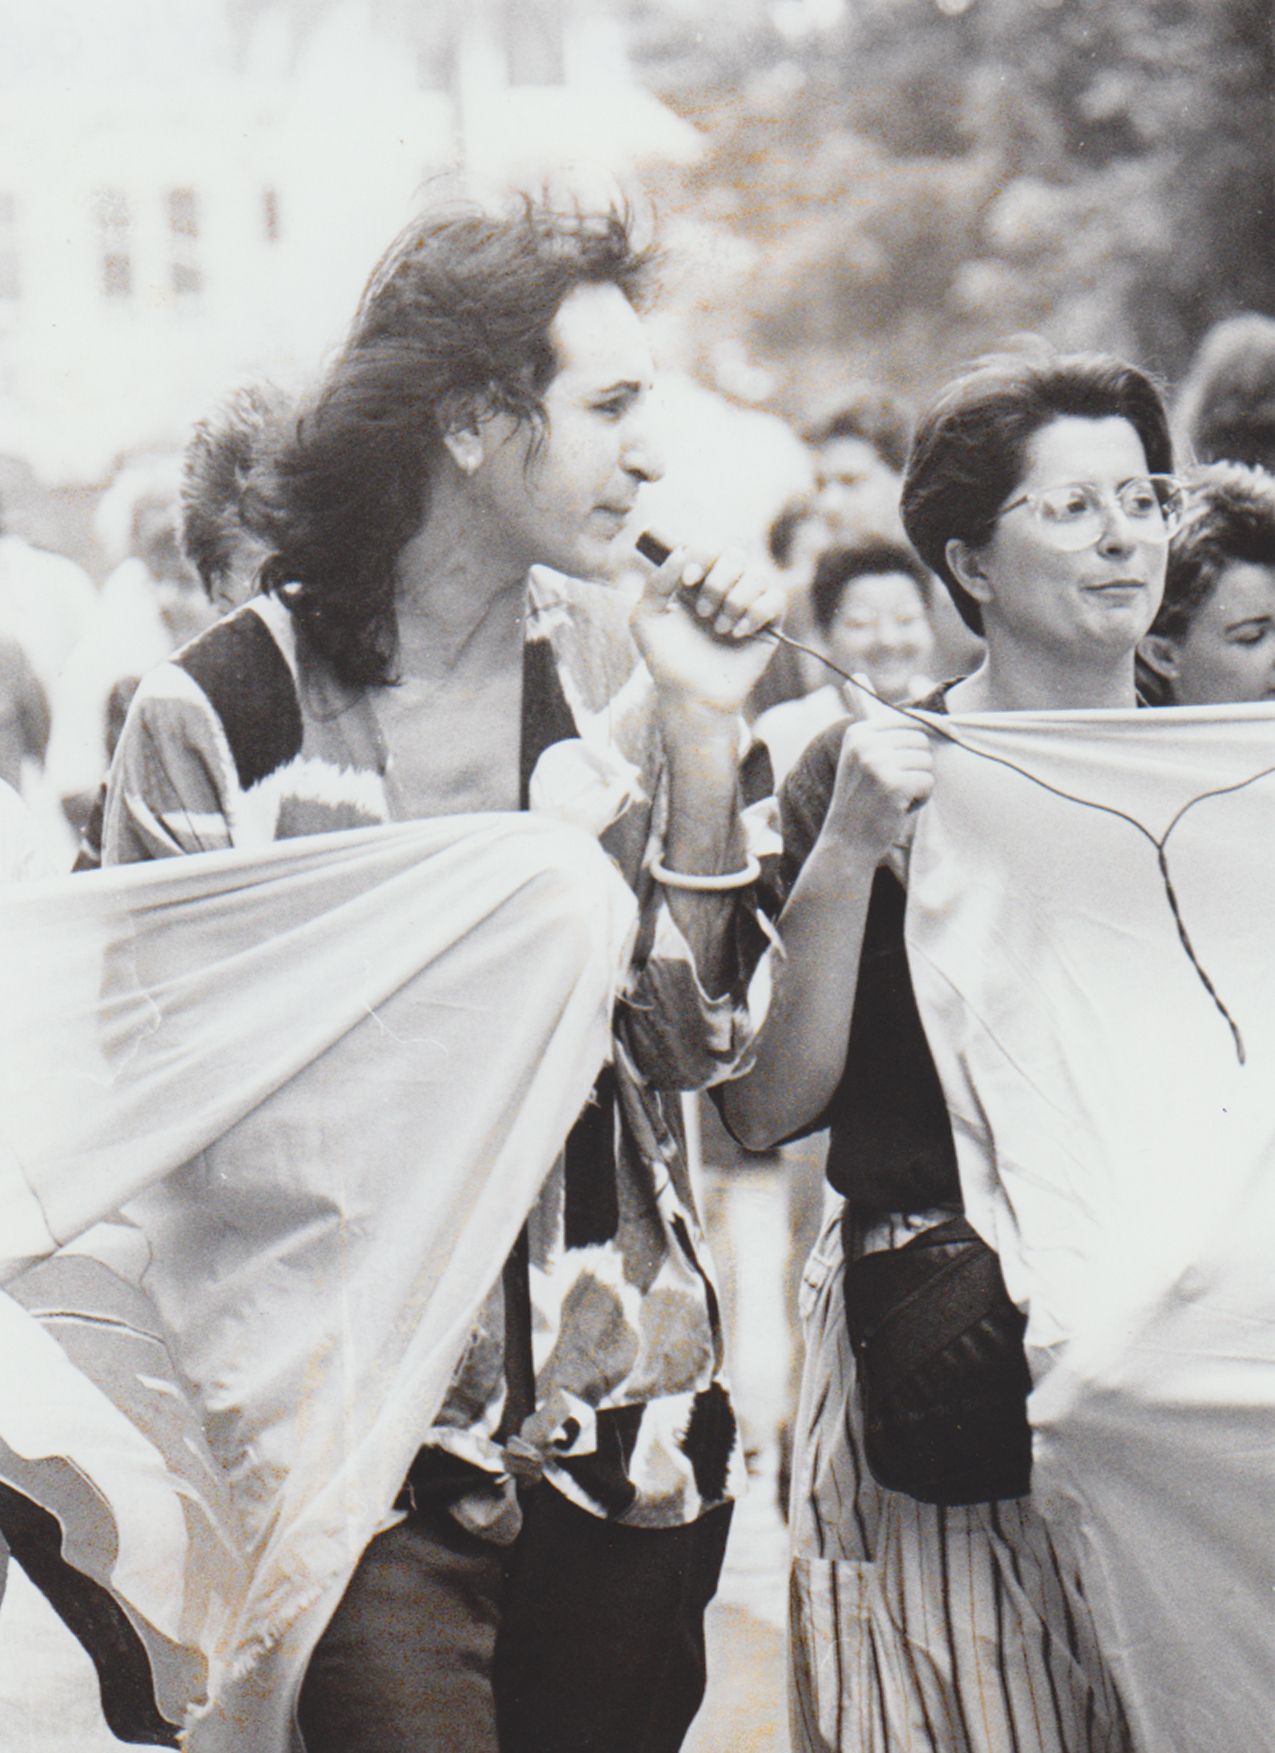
[1145,559,1275,704]
[825,569,934,701]
[468,281,665,582]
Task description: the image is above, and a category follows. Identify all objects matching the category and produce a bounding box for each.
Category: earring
[444,430,483,476]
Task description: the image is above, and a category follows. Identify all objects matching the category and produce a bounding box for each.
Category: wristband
[650,853,760,892]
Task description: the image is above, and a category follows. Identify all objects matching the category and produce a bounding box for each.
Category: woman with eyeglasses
[724,346,1181,1753]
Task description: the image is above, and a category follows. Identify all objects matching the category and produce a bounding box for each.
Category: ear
[437,386,494,476]
[945,537,992,605]
[441,425,484,476]
[1137,632,1181,684]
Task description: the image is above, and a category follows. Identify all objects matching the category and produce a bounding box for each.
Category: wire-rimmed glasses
[998,476,1184,552]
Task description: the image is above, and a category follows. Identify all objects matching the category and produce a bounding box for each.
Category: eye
[593,391,635,421]
[1227,623,1272,646]
[1120,481,1161,519]
[1039,486,1093,523]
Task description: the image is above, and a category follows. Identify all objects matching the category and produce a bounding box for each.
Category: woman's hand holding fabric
[825,718,934,866]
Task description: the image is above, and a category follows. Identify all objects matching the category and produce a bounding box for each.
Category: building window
[0,193,19,301]
[262,187,281,244]
[94,189,133,300]
[167,187,203,298]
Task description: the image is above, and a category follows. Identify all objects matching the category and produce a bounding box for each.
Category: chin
[538,542,608,582]
[578,544,623,583]
[1086,613,1151,650]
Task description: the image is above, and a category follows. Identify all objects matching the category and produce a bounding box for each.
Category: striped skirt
[788,1205,1134,1753]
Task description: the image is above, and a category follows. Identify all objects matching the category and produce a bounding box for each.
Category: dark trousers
[297,1483,733,1753]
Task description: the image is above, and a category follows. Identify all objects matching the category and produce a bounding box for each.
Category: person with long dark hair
[98,197,782,1753]
[725,344,1181,1751]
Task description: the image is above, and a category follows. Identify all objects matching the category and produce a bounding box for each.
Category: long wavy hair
[247,199,656,687]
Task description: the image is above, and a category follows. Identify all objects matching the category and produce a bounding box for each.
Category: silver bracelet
[650,852,761,892]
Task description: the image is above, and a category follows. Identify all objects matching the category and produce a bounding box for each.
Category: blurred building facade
[0,0,698,488]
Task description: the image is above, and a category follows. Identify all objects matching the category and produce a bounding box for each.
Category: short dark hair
[805,387,913,476]
[901,345,1173,635]
[1176,313,1275,471]
[181,381,288,598]
[1149,461,1275,642]
[251,199,657,687]
[809,540,930,633]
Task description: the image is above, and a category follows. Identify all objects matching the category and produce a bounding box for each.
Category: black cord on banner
[759,620,1271,1066]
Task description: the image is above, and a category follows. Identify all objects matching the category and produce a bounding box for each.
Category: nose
[815,479,852,520]
[862,624,903,656]
[1096,496,1137,555]
[623,413,664,486]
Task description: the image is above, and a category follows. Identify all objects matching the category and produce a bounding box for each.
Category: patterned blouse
[100,571,778,1540]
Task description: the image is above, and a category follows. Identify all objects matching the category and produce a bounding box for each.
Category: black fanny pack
[842,1214,1032,1507]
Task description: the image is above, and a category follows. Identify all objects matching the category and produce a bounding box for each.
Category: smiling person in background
[754,539,936,783]
[1138,459,1275,705]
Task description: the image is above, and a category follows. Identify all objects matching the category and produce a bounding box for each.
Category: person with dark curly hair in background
[180,378,289,610]
[1139,459,1275,705]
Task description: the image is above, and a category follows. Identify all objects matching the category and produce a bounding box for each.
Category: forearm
[657,702,752,1000]
[723,827,879,1149]
[22,681,51,765]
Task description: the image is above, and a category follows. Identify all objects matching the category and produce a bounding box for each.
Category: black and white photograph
[1,2,1273,1749]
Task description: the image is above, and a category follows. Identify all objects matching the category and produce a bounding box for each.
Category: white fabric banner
[905,701,1275,1753]
[0,814,637,1746]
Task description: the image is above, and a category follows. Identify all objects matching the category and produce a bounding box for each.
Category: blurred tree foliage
[633,0,1274,416]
